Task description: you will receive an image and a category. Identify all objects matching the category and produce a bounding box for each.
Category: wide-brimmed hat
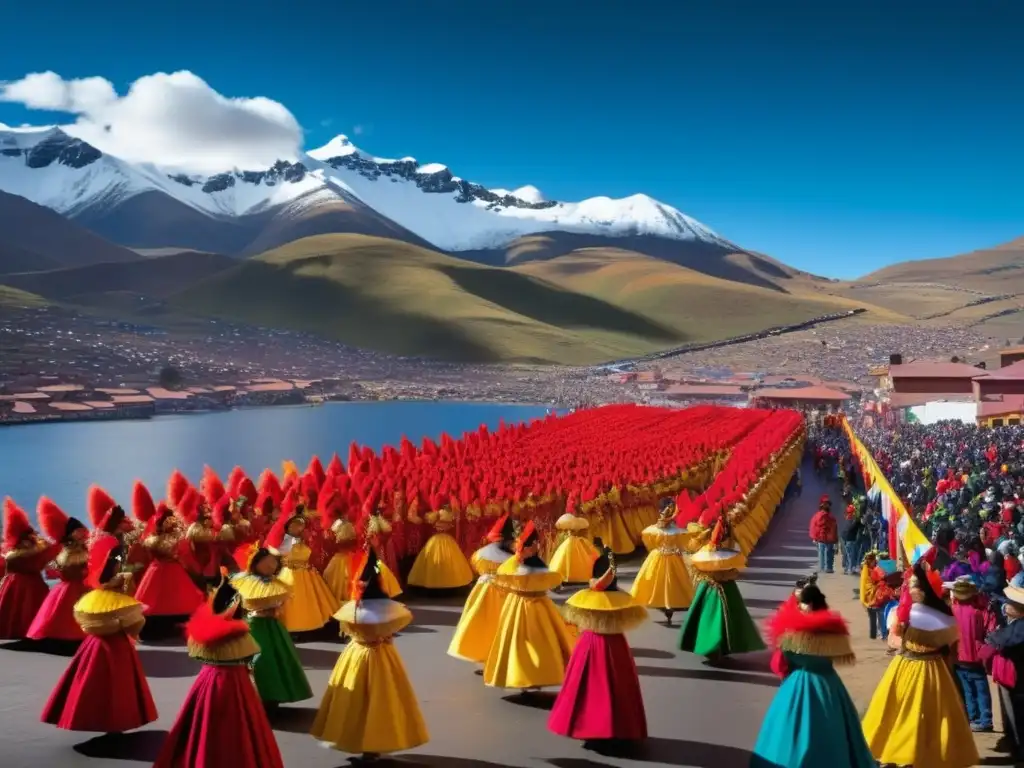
[947,576,978,600]
[1004,584,1024,607]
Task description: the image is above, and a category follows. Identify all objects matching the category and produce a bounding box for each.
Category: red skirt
[27,579,89,641]
[154,664,283,768]
[41,631,157,732]
[547,630,648,741]
[135,559,205,616]
[0,572,51,639]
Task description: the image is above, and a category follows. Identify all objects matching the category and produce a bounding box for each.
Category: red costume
[27,498,90,642]
[153,579,283,768]
[134,498,205,618]
[41,535,158,732]
[549,541,648,742]
[0,497,60,639]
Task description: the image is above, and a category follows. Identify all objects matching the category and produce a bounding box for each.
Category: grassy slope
[0,285,48,308]
[170,235,904,365]
[171,234,691,364]
[858,237,1024,294]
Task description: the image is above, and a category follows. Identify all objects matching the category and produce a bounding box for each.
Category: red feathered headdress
[486,513,511,543]
[212,495,232,527]
[236,478,258,508]
[264,510,291,551]
[142,502,173,539]
[85,534,120,589]
[87,484,117,529]
[37,496,77,542]
[3,497,34,550]
[200,466,226,507]
[515,520,538,561]
[226,466,247,497]
[176,486,202,525]
[167,469,191,509]
[184,601,249,649]
[131,481,156,524]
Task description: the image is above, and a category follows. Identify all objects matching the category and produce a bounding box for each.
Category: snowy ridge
[0,125,736,253]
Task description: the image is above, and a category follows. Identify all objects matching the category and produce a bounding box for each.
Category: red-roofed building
[751,386,851,408]
[887,360,988,397]
[977,395,1024,427]
[974,360,1024,398]
[663,384,747,403]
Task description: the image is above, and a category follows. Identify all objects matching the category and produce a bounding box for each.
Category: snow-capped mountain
[0,124,736,256]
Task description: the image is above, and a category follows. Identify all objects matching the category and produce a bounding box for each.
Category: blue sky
[0,0,1022,279]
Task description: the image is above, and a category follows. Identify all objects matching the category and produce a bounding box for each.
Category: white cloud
[0,70,303,173]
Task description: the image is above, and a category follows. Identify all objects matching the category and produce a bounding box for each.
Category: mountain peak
[309,134,358,160]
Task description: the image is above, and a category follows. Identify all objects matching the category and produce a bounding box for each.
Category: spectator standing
[809,496,838,574]
[950,577,994,732]
[840,505,863,575]
[981,583,1024,761]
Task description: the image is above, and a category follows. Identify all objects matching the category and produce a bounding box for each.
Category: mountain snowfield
[0,123,734,253]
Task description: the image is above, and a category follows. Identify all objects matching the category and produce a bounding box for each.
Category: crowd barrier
[839,416,931,564]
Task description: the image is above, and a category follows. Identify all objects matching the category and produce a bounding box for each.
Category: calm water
[0,401,553,519]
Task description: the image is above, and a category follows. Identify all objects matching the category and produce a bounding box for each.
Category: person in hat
[310,548,429,760]
[862,560,979,768]
[483,520,575,690]
[949,575,995,731]
[751,579,874,768]
[26,497,90,644]
[154,576,284,768]
[631,496,695,626]
[133,501,206,628]
[548,492,599,585]
[677,514,764,658]
[407,490,475,590]
[809,495,838,574]
[41,535,158,733]
[548,539,648,743]
[979,581,1024,761]
[231,545,312,708]
[448,513,516,665]
[266,501,339,633]
[859,551,896,642]
[0,497,61,639]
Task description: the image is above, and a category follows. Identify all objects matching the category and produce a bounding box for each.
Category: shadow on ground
[137,648,199,678]
[73,730,169,761]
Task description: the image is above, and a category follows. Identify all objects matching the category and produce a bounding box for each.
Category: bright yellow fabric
[323,550,355,603]
[278,541,340,632]
[592,509,635,556]
[548,535,597,583]
[407,532,474,589]
[630,530,694,610]
[448,576,507,663]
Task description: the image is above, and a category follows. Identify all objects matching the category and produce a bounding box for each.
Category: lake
[0,401,554,518]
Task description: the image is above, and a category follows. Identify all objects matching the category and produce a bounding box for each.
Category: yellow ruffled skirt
[861,654,980,768]
[278,566,341,632]
[323,551,355,602]
[407,533,474,589]
[447,577,506,663]
[548,536,597,584]
[594,511,635,556]
[630,550,694,610]
[311,639,429,754]
[483,592,575,689]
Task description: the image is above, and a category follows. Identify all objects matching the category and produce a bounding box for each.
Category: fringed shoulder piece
[230,572,291,611]
[334,598,412,642]
[73,588,144,636]
[186,522,215,543]
[564,589,647,634]
[471,543,512,575]
[55,546,89,569]
[185,602,260,663]
[769,599,855,663]
[689,547,746,573]
[555,513,589,532]
[903,603,959,650]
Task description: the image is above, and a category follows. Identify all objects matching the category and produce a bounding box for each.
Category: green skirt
[677,578,765,657]
[248,615,313,703]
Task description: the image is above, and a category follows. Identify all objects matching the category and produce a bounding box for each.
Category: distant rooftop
[889,360,985,379]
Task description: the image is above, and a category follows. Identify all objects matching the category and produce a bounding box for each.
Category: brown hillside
[859,236,1024,293]
[0,189,141,271]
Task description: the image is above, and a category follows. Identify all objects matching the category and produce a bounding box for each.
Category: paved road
[0,463,828,768]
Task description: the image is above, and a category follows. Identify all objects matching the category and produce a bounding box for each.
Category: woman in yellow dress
[265,507,339,633]
[310,548,429,760]
[407,492,474,590]
[448,514,515,664]
[861,560,979,768]
[319,485,359,603]
[483,521,575,690]
[631,497,695,626]
[350,512,403,598]
[590,486,634,557]
[548,492,598,585]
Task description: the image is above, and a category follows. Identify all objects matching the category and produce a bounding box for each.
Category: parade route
[0,465,827,768]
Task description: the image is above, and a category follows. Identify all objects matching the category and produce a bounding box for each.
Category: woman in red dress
[548,539,649,744]
[27,497,91,643]
[154,577,284,768]
[0,497,61,639]
[134,502,205,623]
[41,535,158,733]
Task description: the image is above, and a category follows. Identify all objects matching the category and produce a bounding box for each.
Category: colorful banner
[840,417,932,564]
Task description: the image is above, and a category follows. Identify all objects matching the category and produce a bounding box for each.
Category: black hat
[63,516,87,541]
[589,538,617,592]
[212,575,242,618]
[247,546,281,575]
[98,543,124,585]
[356,548,388,601]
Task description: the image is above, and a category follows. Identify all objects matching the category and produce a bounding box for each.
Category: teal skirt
[677,579,765,656]
[248,615,313,703]
[751,653,875,768]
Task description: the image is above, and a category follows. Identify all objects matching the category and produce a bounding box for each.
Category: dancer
[549,491,599,585]
[861,560,980,768]
[266,504,339,633]
[484,521,575,689]
[27,497,90,643]
[549,540,648,743]
[232,544,312,707]
[631,497,695,626]
[41,535,158,732]
[0,497,60,639]
[321,486,359,603]
[678,514,765,658]
[448,514,516,664]
[751,579,874,768]
[407,492,474,590]
[153,577,284,768]
[310,548,430,760]
[134,501,206,623]
[352,510,403,598]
